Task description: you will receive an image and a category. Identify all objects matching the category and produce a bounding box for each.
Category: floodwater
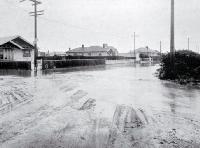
[0,64,200,148]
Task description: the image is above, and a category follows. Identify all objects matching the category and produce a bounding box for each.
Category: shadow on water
[139,63,159,67]
[0,70,32,77]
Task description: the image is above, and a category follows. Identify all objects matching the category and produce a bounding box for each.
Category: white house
[66,44,119,57]
[0,35,34,69]
[134,47,160,62]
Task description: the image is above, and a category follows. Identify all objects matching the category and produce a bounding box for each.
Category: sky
[1,0,200,53]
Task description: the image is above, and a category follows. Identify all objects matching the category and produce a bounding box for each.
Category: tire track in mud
[0,81,34,115]
[0,75,98,147]
[106,104,200,148]
[107,105,152,148]
[0,85,96,145]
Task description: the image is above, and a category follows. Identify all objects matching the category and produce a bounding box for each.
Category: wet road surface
[0,64,200,148]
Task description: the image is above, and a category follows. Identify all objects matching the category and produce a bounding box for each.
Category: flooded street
[0,64,200,148]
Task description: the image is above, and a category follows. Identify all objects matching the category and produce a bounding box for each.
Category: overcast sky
[1,0,200,53]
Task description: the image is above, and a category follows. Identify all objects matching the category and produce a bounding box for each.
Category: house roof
[0,36,18,45]
[107,46,118,53]
[0,35,34,49]
[67,45,118,53]
[135,47,159,53]
[68,46,107,53]
[118,53,135,57]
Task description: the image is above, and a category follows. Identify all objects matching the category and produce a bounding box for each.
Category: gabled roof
[0,36,19,45]
[135,47,159,53]
[68,45,118,53]
[118,53,135,57]
[0,35,34,49]
[107,46,118,53]
[68,46,107,53]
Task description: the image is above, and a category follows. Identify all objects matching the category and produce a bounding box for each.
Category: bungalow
[0,35,34,69]
[135,47,160,62]
[118,52,135,58]
[66,44,118,57]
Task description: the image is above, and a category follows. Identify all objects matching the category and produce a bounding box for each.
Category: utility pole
[170,0,175,65]
[197,45,200,53]
[134,32,136,57]
[187,37,190,50]
[160,41,162,57]
[198,46,199,53]
[20,0,44,71]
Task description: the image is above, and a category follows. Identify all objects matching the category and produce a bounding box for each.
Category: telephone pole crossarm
[19,0,44,71]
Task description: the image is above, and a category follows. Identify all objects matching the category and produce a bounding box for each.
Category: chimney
[103,43,108,48]
[82,44,84,49]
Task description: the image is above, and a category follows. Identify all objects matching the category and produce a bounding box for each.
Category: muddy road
[0,64,200,148]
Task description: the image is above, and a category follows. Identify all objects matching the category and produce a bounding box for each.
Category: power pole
[160,41,162,57]
[187,37,190,50]
[134,32,136,57]
[20,0,44,71]
[170,0,175,65]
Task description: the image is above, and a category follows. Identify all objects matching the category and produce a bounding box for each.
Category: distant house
[0,35,34,67]
[118,52,135,58]
[38,51,46,57]
[46,51,66,57]
[134,47,160,62]
[66,44,119,57]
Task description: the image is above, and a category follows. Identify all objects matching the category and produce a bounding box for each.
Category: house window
[23,50,31,57]
[88,53,91,56]
[99,53,102,56]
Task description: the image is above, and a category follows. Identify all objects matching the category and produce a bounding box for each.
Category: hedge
[42,59,105,70]
[158,50,200,84]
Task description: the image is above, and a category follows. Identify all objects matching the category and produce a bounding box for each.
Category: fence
[38,55,135,61]
[0,61,31,70]
[42,59,105,70]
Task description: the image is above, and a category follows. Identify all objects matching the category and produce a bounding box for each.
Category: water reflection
[0,70,32,77]
[41,65,107,75]
[0,65,107,77]
[161,81,199,114]
[0,63,159,78]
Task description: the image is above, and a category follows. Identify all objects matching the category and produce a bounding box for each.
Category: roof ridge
[0,35,20,46]
[0,35,34,49]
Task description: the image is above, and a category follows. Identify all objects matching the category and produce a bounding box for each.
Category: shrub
[158,50,200,84]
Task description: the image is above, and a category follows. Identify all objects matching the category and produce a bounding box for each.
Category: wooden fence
[42,59,105,70]
[0,61,31,70]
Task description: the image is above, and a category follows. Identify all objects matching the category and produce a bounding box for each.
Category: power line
[4,0,142,52]
[38,16,132,41]
[4,0,131,41]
